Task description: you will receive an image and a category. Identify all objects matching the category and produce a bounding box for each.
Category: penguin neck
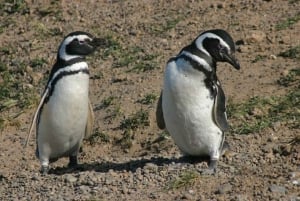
[180,43,216,73]
[57,55,85,67]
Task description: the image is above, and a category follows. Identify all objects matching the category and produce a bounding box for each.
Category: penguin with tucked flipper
[26,31,106,174]
[156,29,240,174]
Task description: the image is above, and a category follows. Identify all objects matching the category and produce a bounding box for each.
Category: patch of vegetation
[138,93,157,105]
[228,67,299,134]
[0,0,29,14]
[101,96,116,109]
[30,57,48,68]
[120,109,150,130]
[33,23,63,39]
[101,35,122,59]
[112,46,143,68]
[166,171,199,190]
[148,16,183,35]
[278,45,300,60]
[37,1,62,19]
[252,55,267,63]
[228,88,300,134]
[118,109,150,149]
[86,128,110,145]
[277,68,300,87]
[128,54,158,73]
[289,0,300,4]
[276,12,300,30]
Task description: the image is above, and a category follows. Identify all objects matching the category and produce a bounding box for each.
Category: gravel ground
[0,0,299,200]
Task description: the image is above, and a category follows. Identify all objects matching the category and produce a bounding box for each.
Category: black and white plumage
[27,31,105,174]
[156,29,240,173]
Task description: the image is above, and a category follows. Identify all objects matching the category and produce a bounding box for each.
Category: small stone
[269,184,286,194]
[64,174,77,183]
[245,30,266,44]
[216,183,232,194]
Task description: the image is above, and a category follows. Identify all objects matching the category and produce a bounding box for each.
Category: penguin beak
[223,51,240,70]
[91,38,110,48]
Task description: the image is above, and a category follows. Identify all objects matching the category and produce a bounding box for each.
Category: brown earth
[0,0,299,200]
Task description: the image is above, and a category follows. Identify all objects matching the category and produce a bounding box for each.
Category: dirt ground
[0,0,299,200]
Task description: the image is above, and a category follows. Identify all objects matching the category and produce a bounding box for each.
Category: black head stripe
[202,29,235,52]
[65,39,95,56]
[65,31,94,39]
[48,57,85,84]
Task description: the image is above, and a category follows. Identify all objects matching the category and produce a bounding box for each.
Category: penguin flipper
[84,100,94,140]
[25,87,50,148]
[156,91,165,129]
[213,82,230,131]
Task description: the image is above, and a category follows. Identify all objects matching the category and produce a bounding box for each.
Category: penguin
[156,29,240,174]
[26,31,106,174]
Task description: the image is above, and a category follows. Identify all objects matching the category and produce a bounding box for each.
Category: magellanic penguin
[156,29,240,174]
[26,31,106,174]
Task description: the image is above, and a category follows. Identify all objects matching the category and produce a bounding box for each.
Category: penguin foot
[40,165,50,175]
[221,141,230,156]
[200,160,217,175]
[68,155,78,168]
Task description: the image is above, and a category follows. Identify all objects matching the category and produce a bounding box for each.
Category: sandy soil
[0,0,299,200]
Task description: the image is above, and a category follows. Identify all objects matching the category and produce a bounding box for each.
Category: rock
[64,174,77,183]
[216,183,232,194]
[269,184,286,194]
[245,30,266,44]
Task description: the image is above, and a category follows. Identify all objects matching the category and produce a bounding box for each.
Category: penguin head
[58,31,107,61]
[195,29,240,70]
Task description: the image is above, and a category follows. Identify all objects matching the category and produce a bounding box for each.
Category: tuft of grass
[277,68,300,87]
[0,0,29,14]
[101,35,122,59]
[166,171,199,190]
[101,96,116,109]
[278,45,300,60]
[148,16,183,35]
[120,109,150,130]
[276,12,300,30]
[252,55,267,63]
[228,88,300,134]
[86,128,110,145]
[30,57,48,68]
[228,67,299,134]
[138,93,157,105]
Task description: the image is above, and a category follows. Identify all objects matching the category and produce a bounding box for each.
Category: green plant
[138,93,157,105]
[278,45,300,60]
[0,0,29,14]
[86,128,110,145]
[101,96,116,108]
[30,58,48,68]
[120,109,150,130]
[228,87,300,134]
[166,171,199,190]
[276,12,300,30]
[277,68,300,87]
[252,55,267,63]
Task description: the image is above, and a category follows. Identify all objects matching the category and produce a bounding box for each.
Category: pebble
[245,30,266,44]
[269,184,286,194]
[64,175,77,183]
[216,183,232,194]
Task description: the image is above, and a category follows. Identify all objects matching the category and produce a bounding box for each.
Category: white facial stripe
[59,35,92,61]
[195,33,231,56]
[181,50,212,72]
[48,62,88,87]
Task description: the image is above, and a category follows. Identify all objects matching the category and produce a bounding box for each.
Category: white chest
[162,59,223,156]
[38,71,90,157]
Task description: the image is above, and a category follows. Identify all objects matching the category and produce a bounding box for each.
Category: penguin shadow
[48,155,211,175]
